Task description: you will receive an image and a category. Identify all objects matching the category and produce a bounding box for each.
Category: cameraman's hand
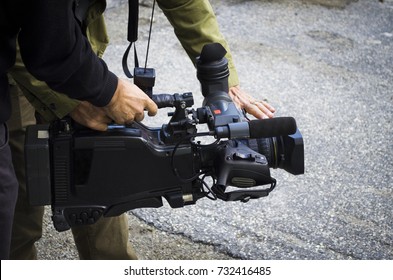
[69,101,112,131]
[229,85,275,119]
[103,78,158,124]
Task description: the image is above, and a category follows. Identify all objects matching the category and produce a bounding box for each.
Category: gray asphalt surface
[37,0,393,260]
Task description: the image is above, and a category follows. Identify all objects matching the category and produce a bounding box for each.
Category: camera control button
[255,155,267,164]
[80,212,88,222]
[92,210,101,219]
[233,152,254,161]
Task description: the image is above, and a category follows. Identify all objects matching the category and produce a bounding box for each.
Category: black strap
[127,0,139,42]
[122,0,140,78]
[122,42,139,78]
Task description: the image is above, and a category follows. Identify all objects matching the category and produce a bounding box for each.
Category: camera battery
[25,124,52,206]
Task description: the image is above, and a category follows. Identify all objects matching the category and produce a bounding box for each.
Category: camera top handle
[149,43,297,143]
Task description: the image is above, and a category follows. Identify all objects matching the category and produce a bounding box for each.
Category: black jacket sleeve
[17,0,117,107]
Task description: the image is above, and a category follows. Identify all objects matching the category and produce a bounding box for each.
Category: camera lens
[248,129,304,175]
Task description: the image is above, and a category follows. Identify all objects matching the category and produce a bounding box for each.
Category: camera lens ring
[253,137,275,168]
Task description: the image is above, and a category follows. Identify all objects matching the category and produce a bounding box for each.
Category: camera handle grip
[151,93,194,109]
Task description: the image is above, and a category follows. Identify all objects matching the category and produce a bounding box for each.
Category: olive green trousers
[7,85,138,260]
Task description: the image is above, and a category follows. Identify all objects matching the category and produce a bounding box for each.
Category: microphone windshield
[248,117,297,138]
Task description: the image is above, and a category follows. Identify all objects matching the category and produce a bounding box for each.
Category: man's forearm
[157,0,240,87]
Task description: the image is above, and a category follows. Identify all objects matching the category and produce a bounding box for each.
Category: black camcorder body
[25,43,304,232]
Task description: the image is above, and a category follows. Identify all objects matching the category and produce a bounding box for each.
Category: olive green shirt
[8,0,239,122]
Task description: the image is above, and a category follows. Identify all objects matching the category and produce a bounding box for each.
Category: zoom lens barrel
[247,129,304,175]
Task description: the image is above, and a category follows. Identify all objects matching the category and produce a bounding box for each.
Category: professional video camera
[25,43,304,232]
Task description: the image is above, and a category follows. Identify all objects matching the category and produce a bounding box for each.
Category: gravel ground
[37,209,236,260]
[36,0,393,260]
